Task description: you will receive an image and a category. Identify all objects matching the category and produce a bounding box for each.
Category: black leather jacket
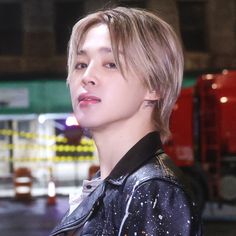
[50,132,202,236]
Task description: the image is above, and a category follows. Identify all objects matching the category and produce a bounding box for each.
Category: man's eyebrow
[100,47,124,55]
[99,47,112,53]
[77,47,113,55]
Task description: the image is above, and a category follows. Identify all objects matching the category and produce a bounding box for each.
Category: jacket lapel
[50,183,105,236]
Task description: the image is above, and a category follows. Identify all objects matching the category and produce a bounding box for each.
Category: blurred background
[0,0,235,235]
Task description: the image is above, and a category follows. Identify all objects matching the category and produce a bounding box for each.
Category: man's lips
[78,93,101,105]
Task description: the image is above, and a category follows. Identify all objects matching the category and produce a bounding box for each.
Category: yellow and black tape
[0,155,96,163]
[0,129,67,143]
[0,143,96,153]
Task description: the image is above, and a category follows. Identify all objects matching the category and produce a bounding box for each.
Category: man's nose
[81,63,97,87]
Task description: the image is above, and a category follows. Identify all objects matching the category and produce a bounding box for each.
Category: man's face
[68,24,150,132]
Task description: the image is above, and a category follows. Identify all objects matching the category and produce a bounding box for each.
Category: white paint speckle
[153,198,157,208]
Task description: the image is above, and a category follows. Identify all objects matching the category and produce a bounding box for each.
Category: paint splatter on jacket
[50,132,202,236]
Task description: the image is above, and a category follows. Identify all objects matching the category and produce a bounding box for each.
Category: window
[54,0,84,54]
[0,2,22,55]
[117,0,146,8]
[177,1,207,52]
[18,120,30,133]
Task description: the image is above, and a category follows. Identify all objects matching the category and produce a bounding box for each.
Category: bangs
[67,7,183,142]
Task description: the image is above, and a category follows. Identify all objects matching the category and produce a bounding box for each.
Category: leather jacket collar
[105,131,163,185]
[50,132,163,236]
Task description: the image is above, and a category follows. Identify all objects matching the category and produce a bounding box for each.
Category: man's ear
[144,90,159,102]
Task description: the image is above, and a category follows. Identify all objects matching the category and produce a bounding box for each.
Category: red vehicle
[164,70,236,210]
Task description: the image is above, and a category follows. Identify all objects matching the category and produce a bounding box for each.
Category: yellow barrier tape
[0,155,95,163]
[0,129,67,143]
[0,143,96,152]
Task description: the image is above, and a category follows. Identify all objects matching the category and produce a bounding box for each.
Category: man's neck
[91,121,156,179]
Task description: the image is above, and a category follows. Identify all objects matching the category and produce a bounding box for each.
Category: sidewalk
[0,196,68,236]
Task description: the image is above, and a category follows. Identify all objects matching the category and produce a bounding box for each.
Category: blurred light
[212,83,218,89]
[222,69,229,75]
[220,97,228,103]
[38,113,71,124]
[38,115,46,124]
[205,74,213,80]
[66,116,78,126]
[48,181,56,197]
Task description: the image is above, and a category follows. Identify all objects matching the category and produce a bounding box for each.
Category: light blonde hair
[67,7,183,143]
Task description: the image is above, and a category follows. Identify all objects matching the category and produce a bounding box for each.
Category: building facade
[0,0,235,75]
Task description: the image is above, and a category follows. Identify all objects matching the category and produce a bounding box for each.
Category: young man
[50,7,202,236]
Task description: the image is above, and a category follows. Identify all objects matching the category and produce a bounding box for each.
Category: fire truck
[164,70,236,210]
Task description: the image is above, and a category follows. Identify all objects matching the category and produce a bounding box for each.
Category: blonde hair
[67,7,183,143]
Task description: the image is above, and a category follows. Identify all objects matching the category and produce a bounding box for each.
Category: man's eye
[75,63,87,69]
[105,63,117,69]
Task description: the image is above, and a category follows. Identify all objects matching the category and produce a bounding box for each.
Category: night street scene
[1,0,236,235]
